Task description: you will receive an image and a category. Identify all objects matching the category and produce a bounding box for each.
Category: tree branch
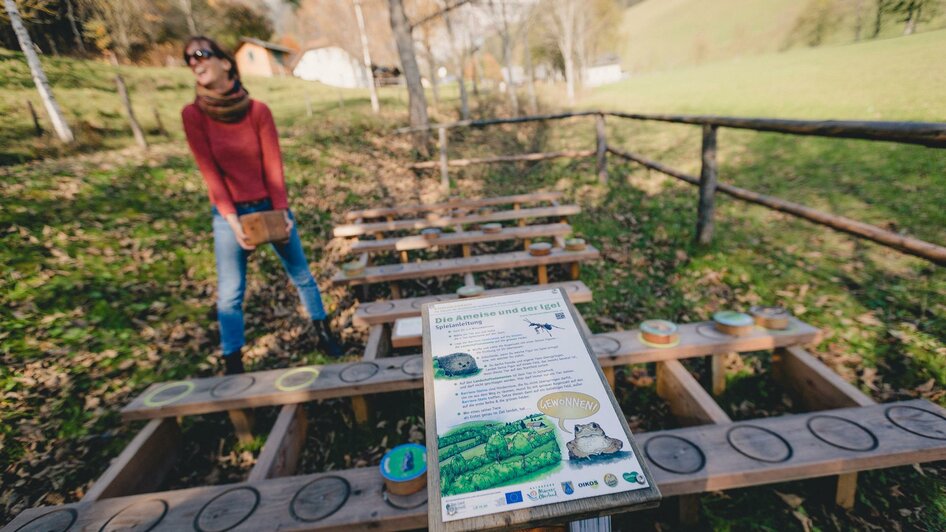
[410,0,476,30]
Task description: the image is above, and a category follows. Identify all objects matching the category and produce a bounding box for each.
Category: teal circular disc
[380,443,427,482]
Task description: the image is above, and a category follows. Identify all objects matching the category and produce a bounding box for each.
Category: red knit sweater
[181,99,288,217]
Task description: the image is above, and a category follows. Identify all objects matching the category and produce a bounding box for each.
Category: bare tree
[439,0,469,119]
[389,0,429,153]
[496,0,519,115]
[352,0,380,113]
[64,0,86,53]
[547,0,578,105]
[179,0,198,35]
[4,0,74,143]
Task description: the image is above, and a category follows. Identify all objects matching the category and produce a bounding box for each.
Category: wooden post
[151,107,168,137]
[439,126,449,190]
[399,250,409,263]
[115,75,148,150]
[537,264,548,285]
[595,113,607,184]
[228,409,255,445]
[26,99,42,136]
[82,418,181,502]
[710,353,728,396]
[695,124,717,244]
[115,74,148,150]
[569,262,580,280]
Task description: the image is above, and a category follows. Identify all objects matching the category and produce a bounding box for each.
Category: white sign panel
[425,288,651,522]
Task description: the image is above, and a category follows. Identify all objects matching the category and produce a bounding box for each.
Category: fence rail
[397,110,946,266]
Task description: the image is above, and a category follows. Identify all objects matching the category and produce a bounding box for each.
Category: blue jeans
[213,199,327,355]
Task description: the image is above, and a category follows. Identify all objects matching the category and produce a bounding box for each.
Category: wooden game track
[333,205,580,238]
[353,281,592,327]
[120,318,820,422]
[331,246,599,286]
[348,222,573,254]
[8,400,946,532]
[344,191,564,221]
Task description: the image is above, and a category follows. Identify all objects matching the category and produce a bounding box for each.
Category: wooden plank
[363,324,391,360]
[657,360,731,427]
[350,223,573,253]
[344,191,564,221]
[333,205,581,237]
[710,353,729,396]
[636,400,946,497]
[122,319,820,422]
[592,318,822,368]
[5,467,427,532]
[14,400,946,532]
[354,281,593,327]
[247,403,307,482]
[421,291,660,532]
[228,409,255,445]
[332,246,600,286]
[409,149,596,169]
[772,346,875,409]
[81,418,181,502]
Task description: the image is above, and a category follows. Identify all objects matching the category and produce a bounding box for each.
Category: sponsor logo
[623,471,647,485]
[445,501,466,516]
[505,491,523,504]
[603,473,619,487]
[561,481,574,495]
[577,480,599,489]
[526,484,559,501]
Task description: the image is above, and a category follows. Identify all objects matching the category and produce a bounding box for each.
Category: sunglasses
[184,48,215,64]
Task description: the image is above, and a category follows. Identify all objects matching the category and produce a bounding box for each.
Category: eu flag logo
[505,491,523,504]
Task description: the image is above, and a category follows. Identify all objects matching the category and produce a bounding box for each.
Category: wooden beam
[772,346,875,409]
[344,192,563,221]
[407,149,596,168]
[354,281,593,327]
[439,126,449,189]
[636,399,946,497]
[334,205,582,237]
[332,246,600,287]
[657,360,731,427]
[82,418,181,502]
[607,146,946,265]
[228,409,255,445]
[122,319,821,422]
[247,403,307,482]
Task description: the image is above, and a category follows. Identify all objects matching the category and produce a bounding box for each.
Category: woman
[181,36,342,375]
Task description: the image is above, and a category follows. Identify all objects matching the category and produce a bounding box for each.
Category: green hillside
[589,28,946,120]
[620,0,946,74]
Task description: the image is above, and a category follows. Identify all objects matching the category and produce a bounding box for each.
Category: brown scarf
[195,79,250,123]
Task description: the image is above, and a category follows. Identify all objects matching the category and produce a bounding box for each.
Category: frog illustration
[566,422,623,460]
[435,352,479,377]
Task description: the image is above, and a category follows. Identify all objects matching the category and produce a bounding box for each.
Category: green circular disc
[713,311,754,327]
[274,367,320,392]
[142,381,195,407]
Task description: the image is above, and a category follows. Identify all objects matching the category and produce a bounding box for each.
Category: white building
[583,56,624,87]
[292,45,371,89]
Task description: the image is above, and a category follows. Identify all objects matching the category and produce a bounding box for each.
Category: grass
[619,0,946,74]
[2,29,946,531]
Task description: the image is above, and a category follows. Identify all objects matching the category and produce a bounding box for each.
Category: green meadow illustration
[438,414,561,496]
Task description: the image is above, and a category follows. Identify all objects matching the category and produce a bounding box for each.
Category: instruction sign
[422,288,655,525]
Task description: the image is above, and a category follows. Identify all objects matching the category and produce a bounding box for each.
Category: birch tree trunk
[116,74,148,150]
[441,4,469,119]
[353,0,380,113]
[388,0,430,154]
[550,0,577,106]
[499,0,519,116]
[5,0,74,143]
[523,26,538,114]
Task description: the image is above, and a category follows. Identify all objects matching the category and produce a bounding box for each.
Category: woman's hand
[225,214,256,251]
[283,210,294,234]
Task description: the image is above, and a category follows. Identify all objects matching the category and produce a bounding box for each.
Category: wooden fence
[395,112,946,265]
